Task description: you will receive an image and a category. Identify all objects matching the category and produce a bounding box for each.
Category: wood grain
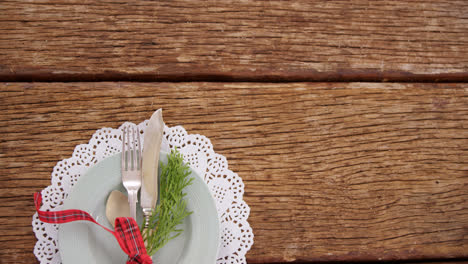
[0,82,467,263]
[1,1,468,81]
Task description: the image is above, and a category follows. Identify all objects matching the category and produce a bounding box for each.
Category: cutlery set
[120,109,165,227]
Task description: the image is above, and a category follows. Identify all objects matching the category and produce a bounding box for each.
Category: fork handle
[128,190,138,220]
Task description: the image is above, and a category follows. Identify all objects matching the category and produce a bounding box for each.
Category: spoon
[105,190,131,228]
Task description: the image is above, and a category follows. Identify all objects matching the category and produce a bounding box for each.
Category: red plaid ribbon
[34,192,152,264]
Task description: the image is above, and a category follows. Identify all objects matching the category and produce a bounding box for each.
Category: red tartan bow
[34,192,152,264]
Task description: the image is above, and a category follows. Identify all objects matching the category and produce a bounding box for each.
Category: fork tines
[121,126,142,171]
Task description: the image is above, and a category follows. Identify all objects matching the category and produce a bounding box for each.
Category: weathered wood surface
[1,1,468,81]
[0,82,467,263]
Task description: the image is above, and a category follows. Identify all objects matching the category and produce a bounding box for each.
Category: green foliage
[142,148,194,256]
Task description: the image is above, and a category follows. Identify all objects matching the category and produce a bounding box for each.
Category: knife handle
[143,208,152,229]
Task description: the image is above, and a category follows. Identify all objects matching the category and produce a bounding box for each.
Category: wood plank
[1,1,468,81]
[0,82,467,263]
[400,263,468,264]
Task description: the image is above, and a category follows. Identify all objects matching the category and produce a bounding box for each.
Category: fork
[121,126,142,220]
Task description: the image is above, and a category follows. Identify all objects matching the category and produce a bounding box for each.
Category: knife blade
[141,109,165,228]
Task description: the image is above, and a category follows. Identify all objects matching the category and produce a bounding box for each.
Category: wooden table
[0,1,467,263]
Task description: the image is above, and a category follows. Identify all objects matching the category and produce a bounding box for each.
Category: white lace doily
[32,121,254,264]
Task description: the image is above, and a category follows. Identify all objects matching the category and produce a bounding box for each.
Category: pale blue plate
[58,151,219,264]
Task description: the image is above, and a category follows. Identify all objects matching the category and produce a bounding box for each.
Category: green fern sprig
[141,148,194,256]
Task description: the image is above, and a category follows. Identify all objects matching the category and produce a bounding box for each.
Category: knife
[141,109,165,229]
